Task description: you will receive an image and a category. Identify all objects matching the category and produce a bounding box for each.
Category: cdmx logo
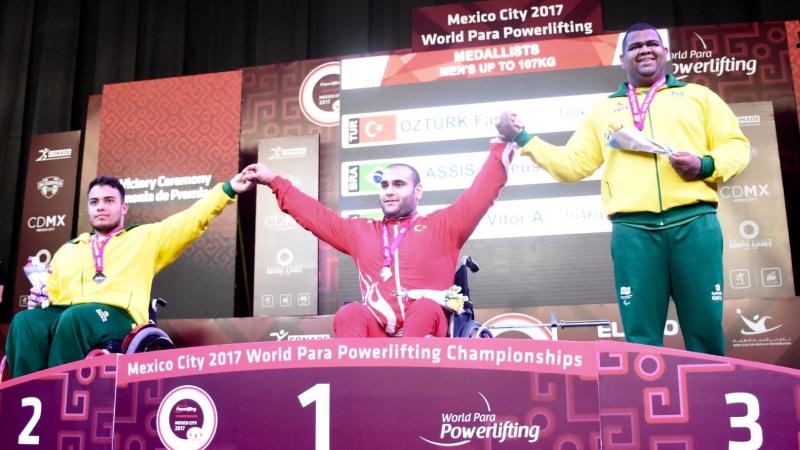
[419,392,540,447]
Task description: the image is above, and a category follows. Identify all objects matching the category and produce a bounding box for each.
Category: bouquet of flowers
[23,257,51,309]
[443,285,469,315]
[403,285,470,315]
[607,122,673,156]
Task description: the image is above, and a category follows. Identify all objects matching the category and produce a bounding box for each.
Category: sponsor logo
[264,214,300,231]
[298,61,341,127]
[737,115,761,126]
[719,184,769,202]
[261,294,274,308]
[729,269,751,289]
[269,329,330,341]
[711,283,723,301]
[157,385,218,450]
[33,248,52,264]
[279,293,292,307]
[95,309,110,322]
[731,308,791,348]
[735,308,782,335]
[670,34,758,79]
[265,248,303,276]
[761,267,782,287]
[481,313,555,340]
[37,176,65,198]
[269,146,307,160]
[420,393,539,447]
[598,320,680,339]
[298,293,311,306]
[729,220,772,250]
[27,215,67,232]
[619,286,632,305]
[35,147,72,162]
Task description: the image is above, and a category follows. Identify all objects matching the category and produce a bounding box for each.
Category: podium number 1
[299,383,330,450]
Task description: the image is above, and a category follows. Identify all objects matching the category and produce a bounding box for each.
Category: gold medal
[380,266,392,282]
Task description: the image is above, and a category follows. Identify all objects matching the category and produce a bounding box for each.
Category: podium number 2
[19,397,42,445]
[726,392,762,450]
[299,383,330,450]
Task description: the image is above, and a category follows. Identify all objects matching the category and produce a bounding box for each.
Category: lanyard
[91,227,123,274]
[380,213,417,277]
[626,76,666,131]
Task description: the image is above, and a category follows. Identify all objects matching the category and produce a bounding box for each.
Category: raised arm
[443,139,512,246]
[242,163,356,254]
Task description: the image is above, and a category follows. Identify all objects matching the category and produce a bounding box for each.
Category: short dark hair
[386,163,421,186]
[88,175,125,201]
[622,22,662,49]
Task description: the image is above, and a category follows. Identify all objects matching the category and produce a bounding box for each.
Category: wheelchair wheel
[123,327,175,354]
[459,320,493,338]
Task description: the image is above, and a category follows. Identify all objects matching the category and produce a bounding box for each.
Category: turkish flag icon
[359,115,397,143]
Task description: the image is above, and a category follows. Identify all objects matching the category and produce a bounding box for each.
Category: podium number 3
[726,392,762,450]
[19,397,42,445]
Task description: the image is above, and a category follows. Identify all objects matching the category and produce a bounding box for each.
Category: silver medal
[93,272,107,284]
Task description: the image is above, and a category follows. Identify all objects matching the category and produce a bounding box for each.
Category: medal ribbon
[91,226,123,275]
[626,75,666,131]
[381,213,417,271]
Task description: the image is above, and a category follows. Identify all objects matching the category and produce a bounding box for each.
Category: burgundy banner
[412,0,603,52]
[98,71,242,319]
[12,131,81,315]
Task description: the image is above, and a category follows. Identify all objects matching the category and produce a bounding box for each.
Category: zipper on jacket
[647,109,665,225]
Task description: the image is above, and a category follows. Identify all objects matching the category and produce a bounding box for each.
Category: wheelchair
[88,297,175,356]
[448,256,493,338]
[0,298,175,381]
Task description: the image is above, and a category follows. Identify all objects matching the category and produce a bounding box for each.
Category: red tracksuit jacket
[268,141,510,335]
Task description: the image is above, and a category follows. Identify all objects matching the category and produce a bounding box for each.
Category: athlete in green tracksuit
[5,174,253,378]
[496,23,750,355]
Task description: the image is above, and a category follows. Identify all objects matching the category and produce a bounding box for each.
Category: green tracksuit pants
[611,213,725,355]
[5,303,135,378]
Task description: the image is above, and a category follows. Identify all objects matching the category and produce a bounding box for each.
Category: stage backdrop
[96,71,242,318]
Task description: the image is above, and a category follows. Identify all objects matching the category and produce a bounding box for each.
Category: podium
[1,338,797,449]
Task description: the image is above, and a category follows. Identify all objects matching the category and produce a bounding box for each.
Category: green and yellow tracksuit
[516,74,750,355]
[6,182,236,377]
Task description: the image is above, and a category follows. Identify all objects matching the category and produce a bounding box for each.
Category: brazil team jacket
[516,74,750,218]
[46,182,236,325]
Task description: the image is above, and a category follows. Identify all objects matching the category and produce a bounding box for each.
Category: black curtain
[1,0,798,320]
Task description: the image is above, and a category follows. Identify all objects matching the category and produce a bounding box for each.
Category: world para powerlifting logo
[419,392,540,447]
[157,385,218,450]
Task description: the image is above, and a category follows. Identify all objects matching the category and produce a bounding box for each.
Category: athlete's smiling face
[621,29,668,87]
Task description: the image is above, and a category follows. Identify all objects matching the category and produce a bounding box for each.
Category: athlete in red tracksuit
[243,139,512,337]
